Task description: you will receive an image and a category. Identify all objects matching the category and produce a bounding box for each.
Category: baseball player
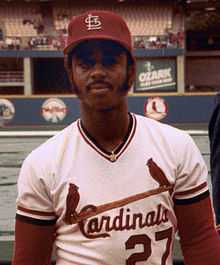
[209,92,220,231]
[12,10,220,265]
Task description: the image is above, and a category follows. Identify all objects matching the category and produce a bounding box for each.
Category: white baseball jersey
[16,113,208,265]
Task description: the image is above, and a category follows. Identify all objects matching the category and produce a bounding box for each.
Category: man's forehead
[73,39,126,56]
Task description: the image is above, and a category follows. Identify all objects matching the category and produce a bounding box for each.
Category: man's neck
[80,105,130,152]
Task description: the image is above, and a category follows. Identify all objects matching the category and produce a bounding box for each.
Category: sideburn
[121,64,134,92]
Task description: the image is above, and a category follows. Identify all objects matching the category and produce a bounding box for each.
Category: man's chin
[91,102,116,112]
[88,102,119,113]
[97,106,115,112]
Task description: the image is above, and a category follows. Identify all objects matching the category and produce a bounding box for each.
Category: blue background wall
[0,94,216,128]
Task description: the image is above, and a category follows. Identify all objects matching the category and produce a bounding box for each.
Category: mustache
[86,81,113,90]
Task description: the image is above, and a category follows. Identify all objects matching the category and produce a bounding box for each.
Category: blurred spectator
[133,31,184,50]
[177,31,184,48]
[28,37,36,49]
[0,28,3,41]
[155,37,162,48]
[15,38,21,50]
[5,37,14,49]
[52,38,61,50]
[23,19,32,25]
[0,40,4,49]
[168,32,178,48]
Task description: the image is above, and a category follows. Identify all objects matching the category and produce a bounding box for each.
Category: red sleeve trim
[174,190,209,205]
[174,181,207,196]
[17,205,55,217]
[16,214,57,226]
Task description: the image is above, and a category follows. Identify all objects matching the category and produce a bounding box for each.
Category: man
[12,10,220,265]
[209,93,220,230]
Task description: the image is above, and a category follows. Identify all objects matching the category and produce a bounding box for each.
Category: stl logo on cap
[85,14,102,31]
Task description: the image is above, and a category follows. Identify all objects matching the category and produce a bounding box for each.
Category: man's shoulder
[27,120,78,162]
[134,113,192,150]
[135,113,187,137]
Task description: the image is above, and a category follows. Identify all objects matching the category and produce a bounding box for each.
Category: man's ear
[127,63,136,89]
[64,55,77,94]
[64,55,73,84]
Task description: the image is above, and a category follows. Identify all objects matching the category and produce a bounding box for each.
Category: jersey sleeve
[173,133,209,204]
[16,154,57,225]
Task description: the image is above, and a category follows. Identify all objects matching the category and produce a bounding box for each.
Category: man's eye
[78,59,94,69]
[79,63,90,70]
[102,57,117,67]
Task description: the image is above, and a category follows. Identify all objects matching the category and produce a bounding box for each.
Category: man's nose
[90,63,107,79]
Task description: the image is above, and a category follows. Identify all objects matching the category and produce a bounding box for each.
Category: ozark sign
[135,59,177,92]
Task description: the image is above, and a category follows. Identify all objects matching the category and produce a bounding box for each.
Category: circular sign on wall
[0,99,15,126]
[144,97,168,121]
[42,98,67,123]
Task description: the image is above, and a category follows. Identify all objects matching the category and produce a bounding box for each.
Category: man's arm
[12,216,55,265]
[12,152,57,265]
[174,193,220,265]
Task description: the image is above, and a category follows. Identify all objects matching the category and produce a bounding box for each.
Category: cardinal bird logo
[147,158,173,194]
[63,159,173,226]
[64,183,80,224]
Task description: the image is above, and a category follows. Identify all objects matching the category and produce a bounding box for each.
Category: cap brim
[63,34,132,55]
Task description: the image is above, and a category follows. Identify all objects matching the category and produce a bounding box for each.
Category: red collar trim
[77,113,137,162]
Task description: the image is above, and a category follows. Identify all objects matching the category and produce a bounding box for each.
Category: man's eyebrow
[74,50,92,60]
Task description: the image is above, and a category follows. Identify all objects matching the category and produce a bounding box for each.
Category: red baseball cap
[64,10,134,59]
